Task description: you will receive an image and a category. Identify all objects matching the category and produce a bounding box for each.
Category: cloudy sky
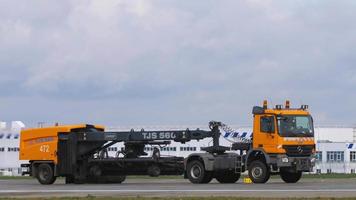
[1,0,356,127]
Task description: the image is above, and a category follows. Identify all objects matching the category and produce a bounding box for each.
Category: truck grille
[283,145,314,157]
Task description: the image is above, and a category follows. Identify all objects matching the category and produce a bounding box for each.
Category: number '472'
[40,145,49,153]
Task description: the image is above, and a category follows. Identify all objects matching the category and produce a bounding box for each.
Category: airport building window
[327,151,344,162]
[144,147,152,151]
[350,151,356,162]
[0,134,4,139]
[327,169,332,173]
[7,147,20,152]
[180,147,197,151]
[107,147,117,152]
[0,147,4,152]
[144,147,176,152]
[162,147,176,151]
[315,151,322,162]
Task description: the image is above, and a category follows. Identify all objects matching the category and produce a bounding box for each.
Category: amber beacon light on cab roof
[19,100,316,185]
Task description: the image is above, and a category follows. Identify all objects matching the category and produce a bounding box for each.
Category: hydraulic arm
[58,121,229,160]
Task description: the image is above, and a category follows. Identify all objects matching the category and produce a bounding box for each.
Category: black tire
[248,160,270,184]
[215,172,240,183]
[280,168,302,183]
[186,160,213,184]
[148,165,161,177]
[36,163,56,185]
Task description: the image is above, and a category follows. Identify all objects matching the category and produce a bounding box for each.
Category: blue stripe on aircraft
[233,132,239,138]
[348,144,354,149]
[224,132,231,138]
[241,132,247,138]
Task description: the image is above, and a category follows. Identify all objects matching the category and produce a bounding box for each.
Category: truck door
[253,115,278,153]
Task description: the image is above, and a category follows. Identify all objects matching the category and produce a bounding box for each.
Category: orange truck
[20,101,315,184]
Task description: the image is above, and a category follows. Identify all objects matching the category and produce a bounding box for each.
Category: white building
[0,121,25,176]
[1,122,356,175]
[313,127,356,173]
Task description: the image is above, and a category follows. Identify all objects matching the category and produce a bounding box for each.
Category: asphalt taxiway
[1,178,356,198]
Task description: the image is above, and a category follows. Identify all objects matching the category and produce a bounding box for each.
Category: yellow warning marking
[243,177,252,184]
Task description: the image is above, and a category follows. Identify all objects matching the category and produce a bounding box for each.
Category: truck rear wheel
[248,160,270,184]
[36,163,56,185]
[280,168,302,183]
[187,160,213,184]
[215,172,240,183]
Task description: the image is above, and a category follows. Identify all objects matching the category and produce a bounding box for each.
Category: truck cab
[183,100,315,184]
[247,100,315,183]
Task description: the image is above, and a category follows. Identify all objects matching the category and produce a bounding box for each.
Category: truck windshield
[277,115,314,137]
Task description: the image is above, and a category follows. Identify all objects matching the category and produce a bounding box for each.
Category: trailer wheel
[36,163,56,185]
[215,172,240,183]
[148,165,161,177]
[280,168,302,183]
[187,160,212,184]
[248,160,270,184]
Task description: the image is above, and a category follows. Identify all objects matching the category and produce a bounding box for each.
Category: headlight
[282,157,289,163]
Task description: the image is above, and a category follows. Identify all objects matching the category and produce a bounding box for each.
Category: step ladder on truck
[19,100,316,184]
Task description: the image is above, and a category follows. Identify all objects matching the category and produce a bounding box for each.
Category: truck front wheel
[280,168,302,183]
[248,160,270,184]
[36,163,56,185]
[186,160,213,184]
